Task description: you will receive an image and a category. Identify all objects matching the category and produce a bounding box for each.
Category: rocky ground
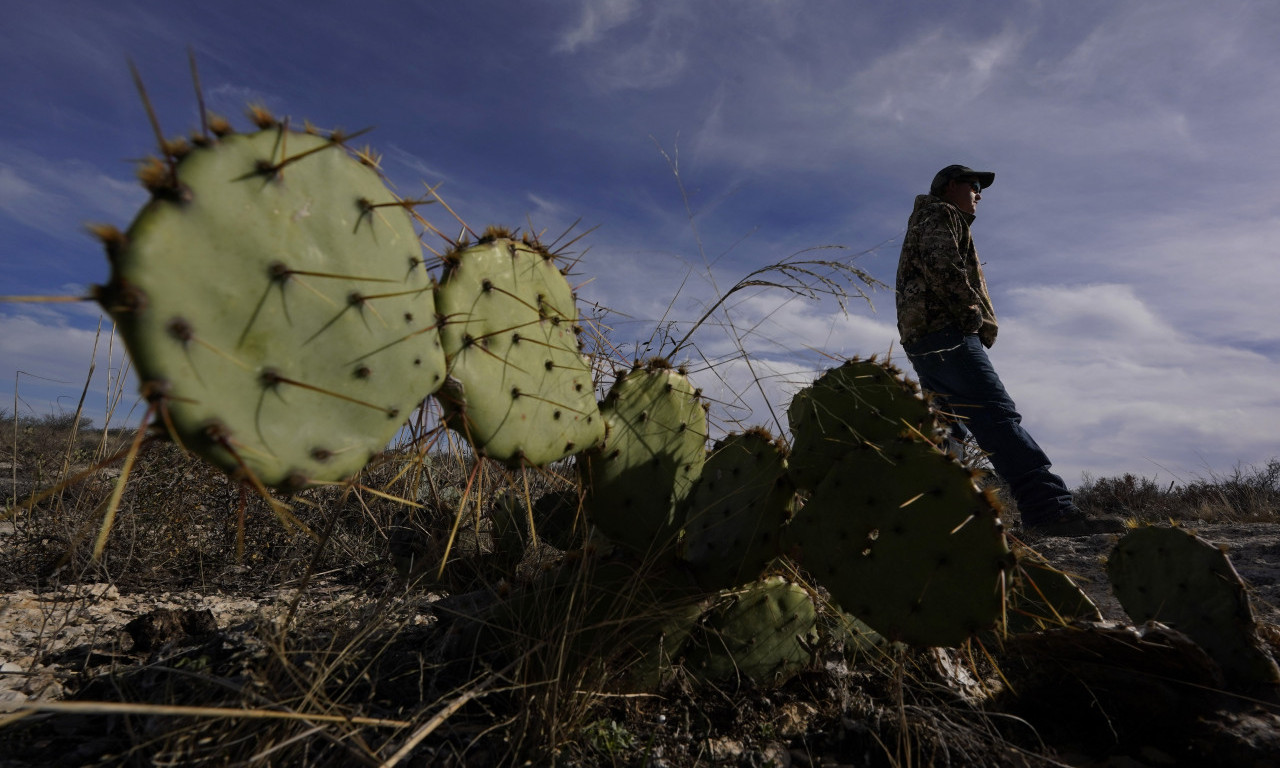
[1023,522,1280,627]
[4,516,1280,766]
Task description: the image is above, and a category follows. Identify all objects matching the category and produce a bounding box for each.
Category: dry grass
[6,405,1279,765]
[1074,460,1280,524]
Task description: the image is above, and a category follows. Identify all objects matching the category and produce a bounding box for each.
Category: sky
[2,0,1278,487]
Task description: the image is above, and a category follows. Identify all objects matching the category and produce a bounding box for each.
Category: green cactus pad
[681,429,794,591]
[97,126,444,489]
[683,576,818,687]
[824,609,889,656]
[1003,546,1102,635]
[434,235,604,466]
[580,361,707,556]
[787,357,940,491]
[1108,525,1280,685]
[783,440,1011,647]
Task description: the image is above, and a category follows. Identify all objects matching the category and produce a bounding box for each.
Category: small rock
[124,607,218,652]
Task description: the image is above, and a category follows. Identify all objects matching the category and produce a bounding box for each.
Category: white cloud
[0,311,139,427]
[991,284,1280,483]
[385,144,453,188]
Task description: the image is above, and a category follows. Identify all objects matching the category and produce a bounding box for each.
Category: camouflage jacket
[895,194,998,348]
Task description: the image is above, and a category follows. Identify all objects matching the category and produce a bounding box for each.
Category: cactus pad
[97,126,444,489]
[1003,546,1102,634]
[681,429,794,590]
[787,357,939,491]
[683,576,818,686]
[434,235,603,466]
[580,360,707,556]
[784,439,1011,647]
[1108,525,1280,685]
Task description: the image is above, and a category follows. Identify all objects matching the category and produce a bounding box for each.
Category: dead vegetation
[3,409,1280,766]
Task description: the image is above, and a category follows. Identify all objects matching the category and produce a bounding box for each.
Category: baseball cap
[929,165,995,196]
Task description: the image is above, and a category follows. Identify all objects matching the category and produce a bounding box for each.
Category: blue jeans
[902,328,1072,525]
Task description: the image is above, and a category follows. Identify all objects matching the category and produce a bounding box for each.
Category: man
[895,164,1123,537]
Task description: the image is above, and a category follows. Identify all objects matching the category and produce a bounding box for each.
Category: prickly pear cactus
[787,357,940,491]
[95,121,445,489]
[580,359,707,556]
[1108,525,1280,686]
[784,439,1011,647]
[683,576,818,686]
[681,428,794,591]
[434,232,604,466]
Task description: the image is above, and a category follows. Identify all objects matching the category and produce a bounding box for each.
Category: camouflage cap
[929,165,995,196]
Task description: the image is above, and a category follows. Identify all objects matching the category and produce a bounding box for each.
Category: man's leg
[903,331,1072,525]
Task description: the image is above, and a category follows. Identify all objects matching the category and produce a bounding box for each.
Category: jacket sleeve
[909,206,988,336]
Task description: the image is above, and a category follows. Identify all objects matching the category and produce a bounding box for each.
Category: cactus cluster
[1001,545,1102,634]
[785,358,940,488]
[86,101,1280,696]
[683,577,818,685]
[783,357,1011,647]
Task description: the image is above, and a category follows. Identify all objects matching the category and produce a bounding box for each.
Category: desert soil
[4,520,1280,766]
[9,522,1279,703]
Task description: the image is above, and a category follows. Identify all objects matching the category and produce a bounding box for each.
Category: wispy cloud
[553,0,694,91]
[0,149,144,243]
[0,310,135,425]
[4,0,1277,487]
[555,0,643,53]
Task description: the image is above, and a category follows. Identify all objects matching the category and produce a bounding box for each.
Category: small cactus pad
[784,440,1010,647]
[97,126,444,488]
[683,576,818,686]
[787,357,939,491]
[681,429,794,590]
[434,235,603,466]
[580,361,707,556]
[1003,546,1102,634]
[1108,525,1280,685]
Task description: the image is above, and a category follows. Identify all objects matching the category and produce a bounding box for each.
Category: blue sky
[3,0,1278,486]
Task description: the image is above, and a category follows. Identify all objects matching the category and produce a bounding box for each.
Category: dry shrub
[1075,460,1280,523]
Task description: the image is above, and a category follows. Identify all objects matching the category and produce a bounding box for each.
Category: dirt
[4,520,1280,766]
